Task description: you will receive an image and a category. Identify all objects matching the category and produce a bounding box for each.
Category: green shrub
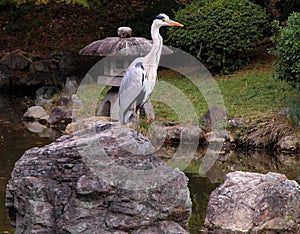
[167,0,268,72]
[271,12,300,84]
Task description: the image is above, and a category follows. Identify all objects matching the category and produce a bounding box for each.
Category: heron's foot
[131,130,146,141]
[132,131,141,139]
[131,129,139,138]
[134,133,150,143]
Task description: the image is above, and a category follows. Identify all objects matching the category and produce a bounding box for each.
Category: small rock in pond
[205,171,300,233]
[23,106,48,121]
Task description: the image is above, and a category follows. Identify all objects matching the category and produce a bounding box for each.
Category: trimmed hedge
[167,0,268,72]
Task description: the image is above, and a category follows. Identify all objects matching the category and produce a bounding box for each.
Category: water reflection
[224,150,300,182]
[0,91,51,233]
[186,174,218,234]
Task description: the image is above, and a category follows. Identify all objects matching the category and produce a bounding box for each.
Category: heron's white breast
[143,65,158,101]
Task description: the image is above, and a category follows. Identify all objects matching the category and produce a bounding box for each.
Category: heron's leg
[136,109,140,136]
[132,105,137,136]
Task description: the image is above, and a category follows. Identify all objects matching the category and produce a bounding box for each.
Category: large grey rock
[6,122,191,233]
[205,171,300,233]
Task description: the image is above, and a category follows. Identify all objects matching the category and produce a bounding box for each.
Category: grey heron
[118,13,183,135]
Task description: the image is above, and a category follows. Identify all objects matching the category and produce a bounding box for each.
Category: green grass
[153,65,300,123]
[75,83,110,119]
[74,63,299,129]
[217,70,300,119]
[152,70,208,123]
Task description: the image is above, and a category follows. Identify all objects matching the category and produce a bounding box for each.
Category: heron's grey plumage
[119,58,147,124]
[118,13,183,135]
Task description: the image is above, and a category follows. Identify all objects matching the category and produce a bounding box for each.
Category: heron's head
[154,13,183,27]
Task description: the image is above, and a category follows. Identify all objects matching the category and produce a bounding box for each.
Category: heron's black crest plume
[155,14,165,20]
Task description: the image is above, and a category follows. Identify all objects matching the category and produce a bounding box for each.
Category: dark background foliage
[250,0,300,21]
[0,0,299,75]
[0,0,180,55]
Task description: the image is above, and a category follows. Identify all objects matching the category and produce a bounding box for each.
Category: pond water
[0,90,51,233]
[0,92,299,234]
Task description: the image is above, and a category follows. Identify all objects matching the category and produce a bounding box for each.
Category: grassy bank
[153,62,300,126]
[73,60,299,137]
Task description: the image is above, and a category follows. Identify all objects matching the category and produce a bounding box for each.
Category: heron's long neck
[144,24,162,67]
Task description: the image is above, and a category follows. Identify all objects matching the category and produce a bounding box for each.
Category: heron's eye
[162,19,166,22]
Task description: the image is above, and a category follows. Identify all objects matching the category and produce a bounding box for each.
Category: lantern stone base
[96,87,155,122]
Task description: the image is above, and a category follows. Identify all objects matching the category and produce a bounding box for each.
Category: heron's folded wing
[119,60,146,124]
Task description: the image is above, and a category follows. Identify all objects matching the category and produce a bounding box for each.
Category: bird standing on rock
[118,13,183,135]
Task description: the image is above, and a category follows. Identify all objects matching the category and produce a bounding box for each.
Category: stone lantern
[79,27,173,121]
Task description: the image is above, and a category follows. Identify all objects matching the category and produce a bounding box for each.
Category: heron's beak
[167,19,183,27]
